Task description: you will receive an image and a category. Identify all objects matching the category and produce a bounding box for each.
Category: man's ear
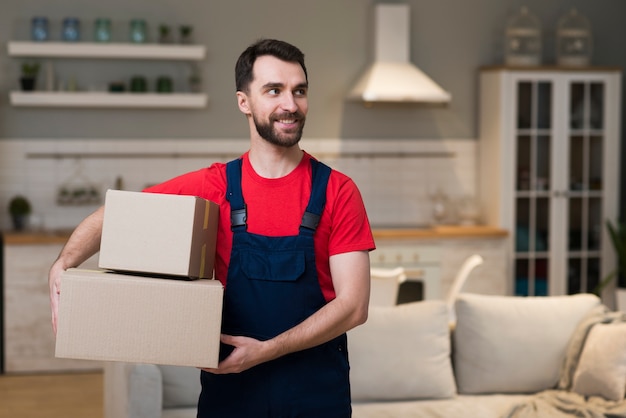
[236,91,251,115]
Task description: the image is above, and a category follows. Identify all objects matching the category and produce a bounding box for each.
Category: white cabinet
[479,67,621,298]
[371,245,441,300]
[7,41,208,109]
[3,243,100,372]
[371,237,509,301]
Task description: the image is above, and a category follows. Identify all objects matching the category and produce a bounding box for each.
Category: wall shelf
[8,41,206,60]
[10,91,208,109]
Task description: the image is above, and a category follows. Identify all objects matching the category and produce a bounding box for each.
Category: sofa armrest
[104,362,163,418]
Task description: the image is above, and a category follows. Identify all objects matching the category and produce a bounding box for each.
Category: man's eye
[295,89,307,96]
[268,88,279,95]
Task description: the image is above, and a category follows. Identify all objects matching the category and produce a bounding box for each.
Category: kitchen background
[0,0,625,230]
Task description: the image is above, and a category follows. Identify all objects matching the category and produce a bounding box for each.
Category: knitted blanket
[502,305,626,418]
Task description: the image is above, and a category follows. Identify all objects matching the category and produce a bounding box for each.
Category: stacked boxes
[55,190,223,368]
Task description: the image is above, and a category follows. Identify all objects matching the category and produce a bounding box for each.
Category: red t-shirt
[144,151,375,302]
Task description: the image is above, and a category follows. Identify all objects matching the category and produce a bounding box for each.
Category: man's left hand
[201,334,274,374]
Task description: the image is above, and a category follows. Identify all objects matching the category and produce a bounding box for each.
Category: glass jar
[429,188,450,225]
[556,9,592,67]
[129,19,147,43]
[504,7,541,66]
[62,17,80,42]
[31,17,49,41]
[94,18,112,42]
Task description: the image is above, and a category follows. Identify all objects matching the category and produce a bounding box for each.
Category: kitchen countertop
[373,225,507,239]
[2,229,76,245]
[3,225,508,245]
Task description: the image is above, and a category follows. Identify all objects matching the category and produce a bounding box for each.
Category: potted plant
[179,25,193,44]
[8,195,32,231]
[593,219,626,310]
[158,24,172,44]
[20,62,40,91]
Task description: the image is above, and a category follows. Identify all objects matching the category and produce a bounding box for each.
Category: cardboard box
[56,268,223,368]
[99,189,219,279]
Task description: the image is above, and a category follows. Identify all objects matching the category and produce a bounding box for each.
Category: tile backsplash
[0,138,476,231]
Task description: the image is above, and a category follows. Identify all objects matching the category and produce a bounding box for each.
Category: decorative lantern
[556,8,592,67]
[505,7,542,66]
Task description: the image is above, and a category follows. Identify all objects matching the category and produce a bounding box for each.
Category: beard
[252,111,305,148]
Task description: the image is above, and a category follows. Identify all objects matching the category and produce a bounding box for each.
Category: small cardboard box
[99,189,219,279]
[56,268,223,368]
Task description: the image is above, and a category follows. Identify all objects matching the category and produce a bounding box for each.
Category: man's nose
[280,93,298,112]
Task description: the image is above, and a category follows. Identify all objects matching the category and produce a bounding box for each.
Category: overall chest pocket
[240,249,306,282]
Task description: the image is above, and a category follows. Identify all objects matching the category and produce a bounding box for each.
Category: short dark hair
[235,39,308,93]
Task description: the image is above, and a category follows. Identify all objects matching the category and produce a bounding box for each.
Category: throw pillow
[572,322,626,401]
[453,293,600,394]
[159,365,201,408]
[348,300,456,401]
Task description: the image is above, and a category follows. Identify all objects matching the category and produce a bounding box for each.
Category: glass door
[514,80,552,296]
[566,81,605,294]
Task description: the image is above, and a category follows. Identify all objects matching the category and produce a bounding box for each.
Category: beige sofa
[104,293,626,418]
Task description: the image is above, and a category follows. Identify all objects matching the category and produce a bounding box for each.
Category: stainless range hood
[348,4,451,104]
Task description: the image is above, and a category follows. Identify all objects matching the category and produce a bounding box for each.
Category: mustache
[272,111,304,120]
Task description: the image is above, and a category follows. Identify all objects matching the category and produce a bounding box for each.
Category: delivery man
[49,38,375,417]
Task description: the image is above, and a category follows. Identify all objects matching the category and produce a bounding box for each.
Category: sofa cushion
[159,365,201,409]
[162,409,197,418]
[572,322,626,401]
[349,300,456,401]
[453,293,600,394]
[352,394,533,418]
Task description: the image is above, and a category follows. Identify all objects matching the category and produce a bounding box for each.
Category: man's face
[240,55,308,147]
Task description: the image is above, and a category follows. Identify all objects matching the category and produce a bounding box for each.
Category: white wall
[0,138,476,231]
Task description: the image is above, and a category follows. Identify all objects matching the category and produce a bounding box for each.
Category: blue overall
[197,158,351,418]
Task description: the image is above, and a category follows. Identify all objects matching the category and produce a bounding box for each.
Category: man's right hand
[47,205,106,335]
[48,260,66,335]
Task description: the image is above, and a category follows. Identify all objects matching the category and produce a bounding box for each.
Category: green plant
[593,219,626,295]
[180,25,192,37]
[179,25,193,43]
[21,62,40,78]
[20,63,39,91]
[8,195,32,216]
[159,24,170,37]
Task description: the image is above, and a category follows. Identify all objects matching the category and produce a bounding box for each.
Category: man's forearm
[54,206,104,269]
[265,250,370,361]
[266,293,368,360]
[209,291,369,374]
[49,206,105,334]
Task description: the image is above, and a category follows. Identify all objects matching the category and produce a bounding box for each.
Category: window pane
[515,259,529,296]
[517,135,531,191]
[569,198,583,251]
[568,258,581,294]
[536,135,551,191]
[570,82,585,129]
[536,197,550,252]
[518,82,533,129]
[588,198,602,250]
[569,136,584,191]
[537,82,552,129]
[587,258,600,294]
[589,136,603,190]
[516,198,531,252]
[590,83,604,130]
[535,258,549,296]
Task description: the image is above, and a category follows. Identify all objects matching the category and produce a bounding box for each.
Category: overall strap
[300,159,332,234]
[225,158,247,230]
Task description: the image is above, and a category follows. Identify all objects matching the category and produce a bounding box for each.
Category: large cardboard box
[99,189,218,279]
[56,268,223,368]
